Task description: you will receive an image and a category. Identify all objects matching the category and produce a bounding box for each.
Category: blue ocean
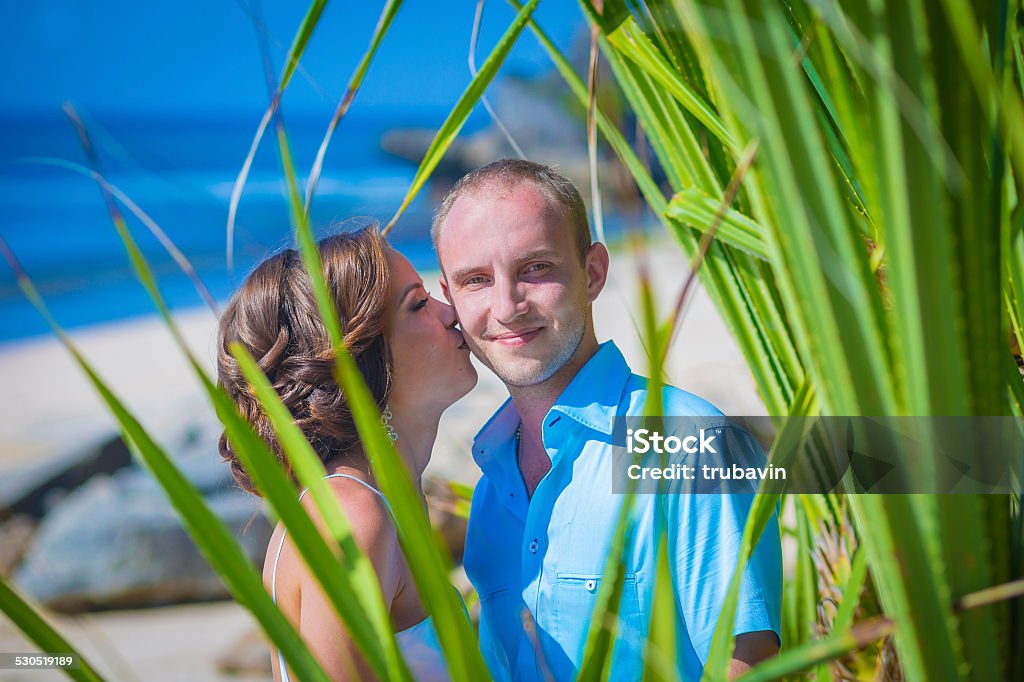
[0,112,456,343]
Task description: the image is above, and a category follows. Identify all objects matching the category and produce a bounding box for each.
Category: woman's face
[384,247,477,413]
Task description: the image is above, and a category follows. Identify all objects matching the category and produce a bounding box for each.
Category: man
[433,159,781,681]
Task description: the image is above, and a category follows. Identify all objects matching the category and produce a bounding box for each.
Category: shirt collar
[548,340,632,435]
[472,341,632,468]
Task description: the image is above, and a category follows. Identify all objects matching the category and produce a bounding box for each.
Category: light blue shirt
[463,341,782,681]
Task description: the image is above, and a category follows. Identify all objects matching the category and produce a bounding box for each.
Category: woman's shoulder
[313,473,395,536]
[264,473,400,596]
[286,473,397,552]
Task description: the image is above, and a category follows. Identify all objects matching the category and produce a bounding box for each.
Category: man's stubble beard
[467,309,587,389]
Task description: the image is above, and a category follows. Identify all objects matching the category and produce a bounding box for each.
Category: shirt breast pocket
[552,572,645,666]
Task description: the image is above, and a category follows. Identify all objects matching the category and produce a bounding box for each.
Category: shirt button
[528,539,539,554]
[585,579,597,592]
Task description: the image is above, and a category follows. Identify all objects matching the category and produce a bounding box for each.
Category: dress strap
[271,473,393,681]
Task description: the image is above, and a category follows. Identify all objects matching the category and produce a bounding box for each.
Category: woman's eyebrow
[398,282,423,303]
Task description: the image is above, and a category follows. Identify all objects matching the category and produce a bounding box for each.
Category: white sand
[0,601,269,682]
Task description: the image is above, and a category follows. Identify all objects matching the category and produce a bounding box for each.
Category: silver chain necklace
[515,421,523,466]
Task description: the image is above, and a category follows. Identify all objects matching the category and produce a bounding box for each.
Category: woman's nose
[436,297,458,328]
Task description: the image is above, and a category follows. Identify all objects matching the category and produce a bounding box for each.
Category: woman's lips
[491,328,542,346]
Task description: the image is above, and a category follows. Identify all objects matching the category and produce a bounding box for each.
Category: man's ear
[439,275,452,304]
[584,242,610,303]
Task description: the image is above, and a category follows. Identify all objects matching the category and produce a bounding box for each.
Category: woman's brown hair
[216,225,392,494]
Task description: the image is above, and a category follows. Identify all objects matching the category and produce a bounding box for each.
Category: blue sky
[0,1,586,120]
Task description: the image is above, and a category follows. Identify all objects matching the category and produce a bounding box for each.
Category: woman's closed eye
[413,292,430,311]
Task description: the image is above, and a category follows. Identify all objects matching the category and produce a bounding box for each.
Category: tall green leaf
[227,345,412,681]
[273,62,491,682]
[305,0,403,212]
[0,239,330,682]
[606,16,738,152]
[226,0,330,271]
[0,577,106,682]
[384,0,540,232]
[665,187,769,260]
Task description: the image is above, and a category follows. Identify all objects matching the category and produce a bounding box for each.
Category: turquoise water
[0,113,448,343]
[0,0,594,344]
[0,110,640,344]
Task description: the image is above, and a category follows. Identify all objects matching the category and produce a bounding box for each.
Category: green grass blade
[383,0,539,233]
[227,344,412,681]
[699,379,815,681]
[936,495,1005,682]
[664,187,768,260]
[0,239,331,682]
[642,534,680,682]
[831,544,869,634]
[735,617,894,682]
[576,493,638,682]
[847,495,966,681]
[305,0,402,212]
[699,489,781,682]
[226,0,329,271]
[606,16,738,152]
[792,503,818,649]
[639,255,679,682]
[514,0,665,211]
[579,253,666,681]
[277,0,329,92]
[693,0,896,415]
[277,87,491,682]
[331,345,490,682]
[1005,348,1024,416]
[0,577,106,682]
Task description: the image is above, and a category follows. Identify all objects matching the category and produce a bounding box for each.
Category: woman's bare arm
[283,477,402,681]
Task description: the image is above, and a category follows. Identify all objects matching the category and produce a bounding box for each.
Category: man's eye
[465,276,487,286]
[524,263,549,274]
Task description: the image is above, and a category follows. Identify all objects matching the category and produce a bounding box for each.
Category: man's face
[437,181,600,387]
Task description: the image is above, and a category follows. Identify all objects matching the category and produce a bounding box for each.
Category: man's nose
[492,276,528,325]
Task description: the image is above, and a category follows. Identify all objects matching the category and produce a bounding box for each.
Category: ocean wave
[207,171,412,202]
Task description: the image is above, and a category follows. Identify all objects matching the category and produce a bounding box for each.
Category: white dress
[271,473,451,681]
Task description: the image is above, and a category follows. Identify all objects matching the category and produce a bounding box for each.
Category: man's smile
[488,327,543,346]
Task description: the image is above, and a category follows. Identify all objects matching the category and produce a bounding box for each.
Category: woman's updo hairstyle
[216,225,393,494]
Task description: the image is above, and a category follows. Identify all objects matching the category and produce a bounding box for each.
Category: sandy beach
[0,235,764,680]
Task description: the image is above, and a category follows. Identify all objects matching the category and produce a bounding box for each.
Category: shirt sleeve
[663,425,783,664]
[477,601,512,682]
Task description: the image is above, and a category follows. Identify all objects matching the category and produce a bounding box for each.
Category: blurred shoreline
[0,237,765,481]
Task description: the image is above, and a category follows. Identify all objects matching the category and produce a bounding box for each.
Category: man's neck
[509,335,600,482]
[510,338,598,430]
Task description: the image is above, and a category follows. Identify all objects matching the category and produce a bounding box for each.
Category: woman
[216,225,477,681]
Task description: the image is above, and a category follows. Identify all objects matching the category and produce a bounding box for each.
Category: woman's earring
[381,405,398,443]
